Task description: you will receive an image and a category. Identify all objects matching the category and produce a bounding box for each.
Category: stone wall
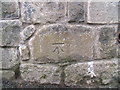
[0,0,119,88]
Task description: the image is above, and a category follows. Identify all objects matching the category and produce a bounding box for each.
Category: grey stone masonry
[68,2,84,23]
[20,64,61,84]
[19,44,30,61]
[21,2,66,24]
[0,0,19,19]
[0,0,119,88]
[118,44,120,58]
[0,70,15,80]
[28,24,94,63]
[94,25,118,59]
[65,58,118,87]
[87,1,118,24]
[0,20,22,46]
[21,25,36,41]
[0,48,19,69]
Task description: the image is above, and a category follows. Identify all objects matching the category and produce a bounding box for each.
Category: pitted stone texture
[65,58,118,87]
[0,48,19,69]
[68,2,84,23]
[0,20,22,46]
[19,45,30,61]
[29,25,94,63]
[21,25,36,41]
[94,25,117,59]
[0,70,15,80]
[65,62,88,86]
[88,2,118,23]
[0,0,19,19]
[93,59,118,85]
[20,64,61,84]
[21,2,66,24]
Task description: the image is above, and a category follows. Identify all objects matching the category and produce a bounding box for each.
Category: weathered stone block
[68,2,84,23]
[87,1,118,23]
[0,70,15,80]
[20,64,61,84]
[65,62,88,86]
[94,25,117,59]
[21,2,66,23]
[0,0,19,19]
[21,25,36,41]
[0,48,19,69]
[93,59,118,85]
[19,45,30,61]
[0,20,22,46]
[64,58,118,87]
[28,25,94,63]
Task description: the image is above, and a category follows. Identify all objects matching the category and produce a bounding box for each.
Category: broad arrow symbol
[53,46,64,54]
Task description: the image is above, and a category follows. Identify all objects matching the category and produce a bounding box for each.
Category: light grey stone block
[0,70,15,80]
[21,25,36,41]
[68,2,84,23]
[0,0,19,19]
[19,45,30,61]
[20,64,61,84]
[21,2,66,24]
[0,20,22,46]
[94,25,117,59]
[0,48,19,69]
[65,58,118,87]
[87,1,118,23]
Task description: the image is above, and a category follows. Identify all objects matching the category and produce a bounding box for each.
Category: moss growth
[40,74,47,79]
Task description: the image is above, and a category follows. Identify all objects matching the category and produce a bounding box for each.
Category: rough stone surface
[94,25,117,59]
[28,25,94,63]
[0,70,15,80]
[87,2,118,23]
[64,58,118,87]
[0,0,19,19]
[21,25,36,41]
[68,2,84,23]
[65,62,88,86]
[118,45,120,58]
[0,1,119,88]
[20,64,61,84]
[21,2,66,24]
[94,59,118,85]
[0,48,19,69]
[0,20,22,46]
[19,45,30,61]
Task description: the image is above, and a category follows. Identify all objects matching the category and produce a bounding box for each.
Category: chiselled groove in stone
[53,46,64,54]
[52,43,64,45]
[52,43,64,54]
